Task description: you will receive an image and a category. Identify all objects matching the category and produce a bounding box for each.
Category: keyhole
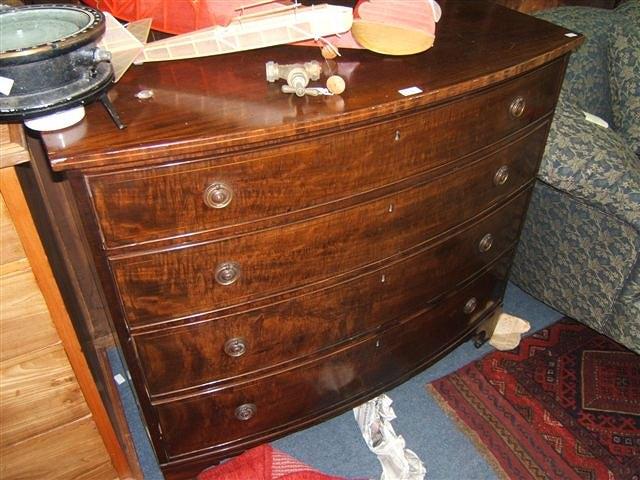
[395,130,401,141]
[388,203,394,213]
[381,274,386,283]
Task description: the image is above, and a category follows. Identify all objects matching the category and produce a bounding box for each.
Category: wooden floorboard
[0,343,91,447]
[0,184,122,478]
[0,267,59,362]
[0,415,119,480]
[0,197,25,264]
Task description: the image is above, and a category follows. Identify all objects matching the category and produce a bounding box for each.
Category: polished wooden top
[40,0,582,172]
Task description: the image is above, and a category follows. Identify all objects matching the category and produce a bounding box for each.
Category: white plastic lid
[24,105,85,131]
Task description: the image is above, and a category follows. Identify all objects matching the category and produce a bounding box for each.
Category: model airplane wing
[138,4,353,63]
[98,13,151,82]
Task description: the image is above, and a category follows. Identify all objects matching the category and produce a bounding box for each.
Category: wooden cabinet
[18,1,582,478]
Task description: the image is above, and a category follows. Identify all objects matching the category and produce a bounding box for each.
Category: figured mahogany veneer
[155,265,508,460]
[87,62,561,249]
[135,191,529,397]
[20,2,582,479]
[110,123,547,326]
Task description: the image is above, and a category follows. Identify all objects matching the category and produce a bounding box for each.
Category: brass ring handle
[493,165,510,186]
[215,262,240,286]
[235,403,257,421]
[509,96,526,118]
[204,182,233,209]
[479,233,494,253]
[464,297,478,315]
[224,337,247,358]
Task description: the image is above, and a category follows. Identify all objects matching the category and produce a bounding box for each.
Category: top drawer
[86,60,564,249]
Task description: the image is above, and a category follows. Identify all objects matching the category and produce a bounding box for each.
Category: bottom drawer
[154,262,509,460]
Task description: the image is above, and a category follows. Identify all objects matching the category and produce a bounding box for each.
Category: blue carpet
[110,282,562,479]
[108,348,164,480]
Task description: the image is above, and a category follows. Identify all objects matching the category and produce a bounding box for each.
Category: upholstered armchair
[511,0,640,352]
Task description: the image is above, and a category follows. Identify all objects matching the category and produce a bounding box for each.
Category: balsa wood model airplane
[96,0,441,82]
[138,2,354,63]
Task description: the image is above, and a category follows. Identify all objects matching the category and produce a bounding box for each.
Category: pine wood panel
[0,205,60,361]
[1,199,60,362]
[0,303,58,363]
[0,177,123,478]
[0,416,118,480]
[0,266,55,330]
[0,198,25,265]
[0,343,90,447]
[0,268,50,319]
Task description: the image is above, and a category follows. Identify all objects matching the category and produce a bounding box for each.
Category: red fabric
[83,0,221,35]
[197,444,348,480]
[430,318,640,480]
[82,0,288,34]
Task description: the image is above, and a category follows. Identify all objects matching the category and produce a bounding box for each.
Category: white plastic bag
[353,394,426,480]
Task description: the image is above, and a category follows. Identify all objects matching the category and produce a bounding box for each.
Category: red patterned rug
[428,318,640,480]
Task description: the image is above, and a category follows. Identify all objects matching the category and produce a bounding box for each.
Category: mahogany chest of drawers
[18,2,581,478]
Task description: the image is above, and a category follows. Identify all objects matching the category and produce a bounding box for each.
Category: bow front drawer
[87,60,563,249]
[133,191,528,397]
[110,127,544,326]
[153,267,507,461]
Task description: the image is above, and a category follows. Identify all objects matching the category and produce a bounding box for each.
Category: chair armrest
[539,99,640,232]
[534,7,614,122]
[609,18,640,155]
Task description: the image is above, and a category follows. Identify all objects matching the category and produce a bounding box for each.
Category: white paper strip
[398,86,423,97]
[583,111,609,128]
[0,76,14,96]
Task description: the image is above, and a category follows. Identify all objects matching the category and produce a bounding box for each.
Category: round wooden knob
[493,165,510,186]
[464,297,478,315]
[326,75,346,95]
[215,262,240,286]
[204,182,233,209]
[509,96,526,118]
[321,44,339,59]
[224,337,247,357]
[478,233,494,253]
[235,403,257,421]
